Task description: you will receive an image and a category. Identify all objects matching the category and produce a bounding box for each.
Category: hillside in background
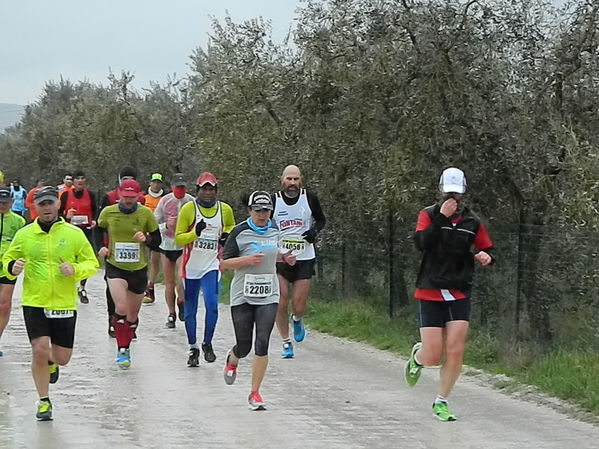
[0,103,25,132]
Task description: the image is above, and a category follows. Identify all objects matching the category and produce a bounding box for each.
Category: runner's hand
[59,258,74,277]
[246,253,264,266]
[475,251,492,266]
[283,251,296,266]
[66,208,76,220]
[440,198,458,218]
[12,258,25,275]
[98,247,110,258]
[301,229,317,243]
[133,231,147,243]
[195,219,206,236]
[167,217,176,229]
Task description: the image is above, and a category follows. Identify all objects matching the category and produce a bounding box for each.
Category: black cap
[33,186,59,204]
[171,173,186,187]
[0,187,11,203]
[248,191,273,211]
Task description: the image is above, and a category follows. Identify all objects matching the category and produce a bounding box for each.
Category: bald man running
[271,165,326,358]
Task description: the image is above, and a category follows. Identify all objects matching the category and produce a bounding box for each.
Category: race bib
[71,215,89,226]
[114,242,140,263]
[243,274,274,298]
[279,234,306,256]
[44,309,75,319]
[194,229,218,252]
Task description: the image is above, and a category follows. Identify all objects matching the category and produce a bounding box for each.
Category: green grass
[304,296,599,416]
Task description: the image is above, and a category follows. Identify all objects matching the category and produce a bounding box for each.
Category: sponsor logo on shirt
[279,219,303,230]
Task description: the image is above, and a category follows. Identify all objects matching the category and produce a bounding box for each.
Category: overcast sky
[1,0,567,106]
[0,0,302,105]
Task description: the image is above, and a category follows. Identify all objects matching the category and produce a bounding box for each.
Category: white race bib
[71,215,89,226]
[193,229,218,252]
[243,274,274,298]
[114,242,140,263]
[44,309,75,319]
[279,234,306,256]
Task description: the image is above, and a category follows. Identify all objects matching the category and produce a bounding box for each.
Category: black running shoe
[166,314,176,329]
[177,302,185,322]
[202,343,216,363]
[187,348,200,367]
[78,288,89,304]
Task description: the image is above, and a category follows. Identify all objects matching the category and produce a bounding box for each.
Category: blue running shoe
[281,342,294,359]
[116,348,131,370]
[292,318,305,342]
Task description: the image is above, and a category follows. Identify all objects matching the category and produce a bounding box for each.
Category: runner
[25,178,45,221]
[221,191,296,410]
[154,173,194,328]
[99,167,146,337]
[142,173,166,305]
[56,174,73,194]
[59,170,97,304]
[2,186,98,421]
[9,179,27,217]
[175,172,235,366]
[405,167,495,421]
[97,179,160,369]
[271,165,326,358]
[0,187,26,356]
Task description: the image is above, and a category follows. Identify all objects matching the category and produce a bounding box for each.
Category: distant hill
[0,103,25,133]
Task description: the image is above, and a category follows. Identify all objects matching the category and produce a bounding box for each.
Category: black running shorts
[23,306,77,348]
[417,298,471,328]
[0,276,16,285]
[105,262,148,295]
[276,259,316,283]
[161,249,183,263]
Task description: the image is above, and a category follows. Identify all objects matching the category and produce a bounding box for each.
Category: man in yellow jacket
[2,186,99,421]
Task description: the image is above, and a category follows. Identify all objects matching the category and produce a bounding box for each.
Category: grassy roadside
[304,296,599,416]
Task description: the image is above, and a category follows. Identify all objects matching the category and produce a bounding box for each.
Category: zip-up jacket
[0,211,26,276]
[2,218,99,310]
[414,204,494,292]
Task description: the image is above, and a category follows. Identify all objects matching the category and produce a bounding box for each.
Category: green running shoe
[432,401,457,421]
[404,342,423,387]
[48,363,59,384]
[36,400,53,421]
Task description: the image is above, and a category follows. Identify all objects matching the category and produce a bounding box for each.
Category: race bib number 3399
[114,242,140,263]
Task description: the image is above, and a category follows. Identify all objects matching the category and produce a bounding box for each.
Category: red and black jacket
[414,204,495,292]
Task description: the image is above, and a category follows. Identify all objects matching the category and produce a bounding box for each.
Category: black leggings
[231,302,278,358]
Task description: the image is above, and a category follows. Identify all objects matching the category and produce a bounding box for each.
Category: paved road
[0,271,598,449]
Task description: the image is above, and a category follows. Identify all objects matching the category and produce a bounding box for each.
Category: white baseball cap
[439,167,467,194]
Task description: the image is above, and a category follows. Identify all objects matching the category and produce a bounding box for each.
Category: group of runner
[0,165,494,423]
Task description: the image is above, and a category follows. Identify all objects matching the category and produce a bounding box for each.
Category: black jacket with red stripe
[414,204,494,291]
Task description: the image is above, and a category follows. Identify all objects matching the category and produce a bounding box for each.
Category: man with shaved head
[271,165,326,358]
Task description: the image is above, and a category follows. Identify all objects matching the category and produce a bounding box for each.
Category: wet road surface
[1,271,598,448]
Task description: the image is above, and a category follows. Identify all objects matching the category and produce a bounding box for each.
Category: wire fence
[312,220,599,352]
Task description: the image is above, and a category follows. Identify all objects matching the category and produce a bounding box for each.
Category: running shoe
[281,342,294,359]
[177,301,185,322]
[187,348,200,367]
[36,400,53,421]
[48,362,59,384]
[202,343,216,363]
[0,345,3,356]
[142,286,155,304]
[166,314,176,329]
[405,342,423,387]
[292,317,306,342]
[108,317,115,338]
[248,391,266,411]
[116,348,131,370]
[223,351,237,385]
[432,401,457,421]
[78,288,89,304]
